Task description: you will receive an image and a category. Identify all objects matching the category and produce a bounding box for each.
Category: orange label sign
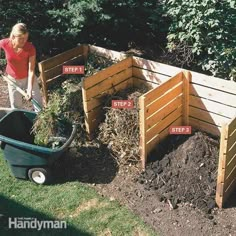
[169,126,192,135]
[112,100,134,109]
[63,65,84,74]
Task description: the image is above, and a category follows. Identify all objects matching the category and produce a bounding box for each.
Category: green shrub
[165,0,236,80]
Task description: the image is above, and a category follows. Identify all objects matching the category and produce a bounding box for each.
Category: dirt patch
[51,103,236,236]
[89,130,236,236]
[0,78,10,108]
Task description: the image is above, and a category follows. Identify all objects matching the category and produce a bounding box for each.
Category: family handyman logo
[8,217,67,230]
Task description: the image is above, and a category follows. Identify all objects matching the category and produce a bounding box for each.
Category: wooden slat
[189,117,221,136]
[227,153,236,166]
[189,106,230,127]
[89,45,127,61]
[228,130,236,152]
[86,105,103,124]
[182,71,190,125]
[85,116,104,136]
[146,84,182,117]
[190,95,236,119]
[191,71,236,94]
[143,72,183,106]
[39,46,84,70]
[44,56,84,82]
[146,96,182,129]
[83,45,89,60]
[223,178,236,205]
[224,165,236,192]
[132,56,182,76]
[132,67,170,84]
[84,77,134,112]
[132,56,236,94]
[215,123,229,208]
[139,96,147,169]
[215,182,224,207]
[38,62,48,103]
[83,97,102,113]
[84,107,104,135]
[83,57,132,89]
[190,84,236,107]
[133,77,158,90]
[146,106,182,142]
[44,75,62,86]
[227,142,236,163]
[85,68,132,100]
[225,153,236,180]
[146,116,182,154]
[229,116,236,132]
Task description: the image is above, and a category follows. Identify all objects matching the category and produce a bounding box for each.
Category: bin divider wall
[216,123,229,208]
[182,71,191,125]
[139,96,147,169]
[82,57,133,137]
[132,67,170,87]
[216,116,236,207]
[89,45,127,62]
[139,72,185,168]
[38,45,85,103]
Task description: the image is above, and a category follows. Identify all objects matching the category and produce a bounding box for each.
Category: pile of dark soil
[137,131,220,214]
[98,86,149,164]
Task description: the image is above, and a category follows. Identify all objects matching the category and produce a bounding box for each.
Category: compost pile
[32,53,117,148]
[84,53,116,76]
[137,131,220,214]
[32,78,84,147]
[98,86,149,165]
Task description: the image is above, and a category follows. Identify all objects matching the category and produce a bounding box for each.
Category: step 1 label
[63,65,84,74]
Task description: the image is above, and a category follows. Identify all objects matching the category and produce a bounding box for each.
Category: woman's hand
[26,87,32,100]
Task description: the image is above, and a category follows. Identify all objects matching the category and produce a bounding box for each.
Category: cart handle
[0,73,42,111]
[57,124,77,151]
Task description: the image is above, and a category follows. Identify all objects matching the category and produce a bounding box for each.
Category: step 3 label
[169,126,192,134]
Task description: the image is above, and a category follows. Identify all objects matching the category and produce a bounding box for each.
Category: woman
[0,23,42,111]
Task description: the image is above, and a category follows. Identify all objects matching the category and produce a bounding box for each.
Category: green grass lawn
[0,151,156,236]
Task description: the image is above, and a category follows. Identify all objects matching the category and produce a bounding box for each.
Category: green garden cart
[0,109,77,184]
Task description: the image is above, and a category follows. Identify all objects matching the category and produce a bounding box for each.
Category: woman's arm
[27,55,36,99]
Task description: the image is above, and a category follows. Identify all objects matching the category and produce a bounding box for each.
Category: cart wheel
[28,168,51,185]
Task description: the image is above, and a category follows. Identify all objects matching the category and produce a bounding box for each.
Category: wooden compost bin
[38,44,127,103]
[82,53,236,208]
[133,57,236,208]
[82,56,190,163]
[38,45,236,208]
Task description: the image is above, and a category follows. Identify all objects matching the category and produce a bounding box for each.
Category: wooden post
[182,71,191,125]
[216,123,229,208]
[139,96,147,169]
[38,62,48,104]
[82,44,89,61]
